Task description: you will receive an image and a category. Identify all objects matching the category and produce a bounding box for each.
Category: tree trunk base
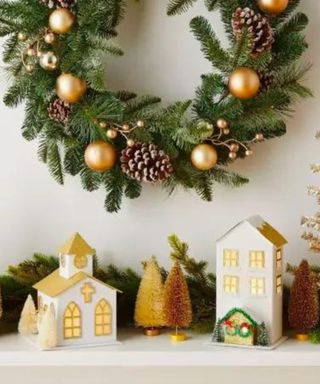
[296,333,309,341]
[170,332,187,342]
[144,327,161,336]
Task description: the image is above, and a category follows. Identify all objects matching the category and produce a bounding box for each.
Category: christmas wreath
[0,0,310,212]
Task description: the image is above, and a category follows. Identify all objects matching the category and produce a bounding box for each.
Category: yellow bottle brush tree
[134,257,166,336]
[164,261,192,342]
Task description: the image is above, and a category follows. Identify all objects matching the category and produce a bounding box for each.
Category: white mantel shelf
[0,329,320,367]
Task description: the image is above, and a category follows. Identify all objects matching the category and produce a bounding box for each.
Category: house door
[95,299,112,336]
[63,301,82,339]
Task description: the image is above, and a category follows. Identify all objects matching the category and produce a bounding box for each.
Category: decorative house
[213,216,287,348]
[33,233,121,348]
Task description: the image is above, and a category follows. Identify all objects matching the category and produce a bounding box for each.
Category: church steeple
[58,233,95,279]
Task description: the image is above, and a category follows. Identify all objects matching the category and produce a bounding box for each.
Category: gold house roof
[33,270,122,297]
[59,233,95,257]
[217,215,288,248]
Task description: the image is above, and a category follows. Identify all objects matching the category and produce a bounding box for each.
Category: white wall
[0,1,319,276]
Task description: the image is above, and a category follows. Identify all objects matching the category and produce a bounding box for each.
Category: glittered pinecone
[55,0,77,8]
[120,143,173,183]
[232,7,274,55]
[39,0,56,8]
[48,98,71,124]
[258,71,274,91]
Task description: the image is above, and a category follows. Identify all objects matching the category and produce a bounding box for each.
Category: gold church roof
[59,233,95,257]
[33,270,121,297]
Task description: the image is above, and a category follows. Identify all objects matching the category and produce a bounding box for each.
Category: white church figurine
[213,215,287,349]
[33,233,121,349]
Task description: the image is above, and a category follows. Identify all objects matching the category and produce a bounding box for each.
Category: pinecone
[39,0,56,8]
[258,71,274,91]
[55,0,77,8]
[232,7,274,55]
[120,143,174,183]
[48,98,72,124]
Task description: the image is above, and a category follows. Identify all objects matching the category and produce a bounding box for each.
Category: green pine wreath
[0,0,311,212]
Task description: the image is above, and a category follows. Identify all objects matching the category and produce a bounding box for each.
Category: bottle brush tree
[288,260,319,335]
[38,304,57,350]
[257,322,269,347]
[134,256,165,334]
[164,262,192,339]
[18,294,38,335]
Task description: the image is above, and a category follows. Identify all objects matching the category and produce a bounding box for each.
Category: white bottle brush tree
[18,294,38,335]
[38,303,58,350]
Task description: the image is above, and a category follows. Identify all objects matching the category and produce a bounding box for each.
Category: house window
[249,251,265,268]
[223,250,239,267]
[95,299,112,336]
[276,249,282,269]
[74,254,87,269]
[64,302,82,339]
[276,275,282,294]
[223,275,239,293]
[250,278,265,296]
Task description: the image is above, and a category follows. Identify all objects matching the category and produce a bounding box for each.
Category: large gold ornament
[84,141,117,172]
[191,144,218,171]
[49,8,75,34]
[56,73,87,104]
[39,51,59,71]
[258,0,289,15]
[228,67,260,100]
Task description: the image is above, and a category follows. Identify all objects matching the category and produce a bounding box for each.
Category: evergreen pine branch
[167,0,197,16]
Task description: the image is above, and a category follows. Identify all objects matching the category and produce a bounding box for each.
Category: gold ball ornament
[39,51,59,71]
[56,73,87,104]
[26,47,36,57]
[107,129,118,139]
[137,120,145,128]
[230,143,240,152]
[18,32,28,42]
[26,64,34,73]
[258,0,289,15]
[127,139,135,147]
[84,141,117,172]
[217,118,228,130]
[44,32,56,45]
[229,152,237,160]
[99,121,107,129]
[223,128,230,135]
[255,133,264,141]
[228,67,260,100]
[49,8,75,34]
[191,144,218,171]
[122,124,130,132]
[245,149,253,156]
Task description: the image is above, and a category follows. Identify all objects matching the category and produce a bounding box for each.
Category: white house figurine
[213,215,287,349]
[32,233,121,349]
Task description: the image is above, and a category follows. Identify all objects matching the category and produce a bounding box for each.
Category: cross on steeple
[81,283,96,303]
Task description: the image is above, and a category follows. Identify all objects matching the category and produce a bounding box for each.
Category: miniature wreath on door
[0,0,310,212]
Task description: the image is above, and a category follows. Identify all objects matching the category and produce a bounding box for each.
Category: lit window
[276,249,282,269]
[224,275,239,293]
[95,299,112,336]
[64,302,82,339]
[249,251,265,268]
[276,275,282,294]
[250,278,265,296]
[223,250,239,267]
[74,254,87,269]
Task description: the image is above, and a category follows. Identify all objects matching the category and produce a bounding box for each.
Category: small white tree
[18,295,38,335]
[38,303,57,350]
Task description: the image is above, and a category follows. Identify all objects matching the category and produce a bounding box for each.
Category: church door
[95,299,112,336]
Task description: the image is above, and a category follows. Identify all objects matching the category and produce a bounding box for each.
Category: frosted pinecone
[258,71,274,91]
[120,142,174,183]
[232,7,274,55]
[48,98,71,124]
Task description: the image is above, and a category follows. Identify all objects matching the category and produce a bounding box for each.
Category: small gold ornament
[223,128,230,135]
[217,118,228,130]
[49,8,75,35]
[18,32,28,42]
[245,149,253,156]
[44,32,56,45]
[56,73,87,104]
[228,67,260,100]
[26,64,34,73]
[127,139,135,147]
[122,124,130,132]
[99,121,107,129]
[37,51,43,58]
[107,129,118,139]
[191,144,218,171]
[229,152,237,160]
[255,133,264,141]
[84,141,117,172]
[26,47,36,57]
[39,51,59,71]
[258,0,289,15]
[137,120,145,128]
[230,143,240,152]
